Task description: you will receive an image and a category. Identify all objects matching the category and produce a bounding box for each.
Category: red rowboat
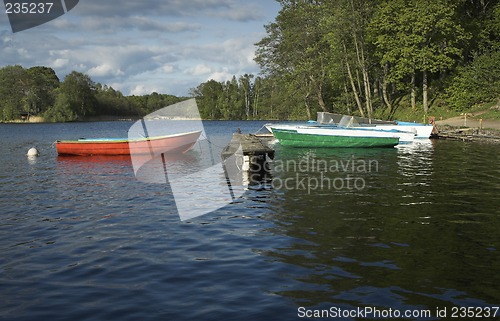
[55,131,202,156]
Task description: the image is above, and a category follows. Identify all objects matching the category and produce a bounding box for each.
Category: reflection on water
[2,121,500,321]
[263,140,500,314]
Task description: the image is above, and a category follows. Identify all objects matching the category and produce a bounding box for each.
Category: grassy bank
[376,101,500,123]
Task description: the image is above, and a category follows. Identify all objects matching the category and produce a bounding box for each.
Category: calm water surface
[1,121,499,321]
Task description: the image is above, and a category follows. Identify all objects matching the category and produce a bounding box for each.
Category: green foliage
[368,0,469,112]
[3,0,500,123]
[445,50,500,111]
[251,0,500,120]
[478,106,500,119]
[255,0,333,116]
[94,84,133,116]
[0,65,189,122]
[192,78,245,120]
[197,0,500,121]
[0,65,61,121]
[140,93,186,116]
[44,92,77,122]
[26,66,60,114]
[0,65,28,120]
[191,74,312,120]
[58,71,98,118]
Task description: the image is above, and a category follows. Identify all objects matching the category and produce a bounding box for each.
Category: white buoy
[27,147,40,157]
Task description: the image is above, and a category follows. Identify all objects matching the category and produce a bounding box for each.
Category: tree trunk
[363,69,372,119]
[345,60,365,117]
[253,90,259,117]
[355,69,362,100]
[243,87,250,119]
[422,70,428,113]
[343,79,351,114]
[350,0,371,119]
[381,64,392,112]
[317,89,327,112]
[310,75,328,112]
[411,72,416,111]
[304,92,312,120]
[353,33,372,119]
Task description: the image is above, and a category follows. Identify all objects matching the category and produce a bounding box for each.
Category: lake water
[1,121,499,321]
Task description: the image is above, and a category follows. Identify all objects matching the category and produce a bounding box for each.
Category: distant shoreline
[1,116,278,123]
[0,115,141,123]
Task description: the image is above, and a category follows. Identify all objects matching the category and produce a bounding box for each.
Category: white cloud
[77,16,200,33]
[208,68,233,82]
[162,64,175,73]
[51,58,69,68]
[187,64,213,76]
[0,0,280,96]
[87,63,125,77]
[16,48,29,57]
[130,84,160,96]
[74,0,239,19]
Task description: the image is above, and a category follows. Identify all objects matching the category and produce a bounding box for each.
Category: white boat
[265,123,306,132]
[266,113,434,140]
[266,116,416,143]
[317,112,434,139]
[378,121,434,139]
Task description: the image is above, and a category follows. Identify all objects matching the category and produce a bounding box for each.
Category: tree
[225,76,244,119]
[255,0,332,119]
[322,0,379,118]
[456,0,500,54]
[369,0,469,113]
[192,80,224,119]
[95,84,137,116]
[58,71,97,118]
[26,66,60,116]
[445,50,500,110]
[0,65,27,120]
[239,74,254,119]
[44,91,77,122]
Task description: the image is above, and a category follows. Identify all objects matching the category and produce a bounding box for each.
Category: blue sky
[0,0,281,96]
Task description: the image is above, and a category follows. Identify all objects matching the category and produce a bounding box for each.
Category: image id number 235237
[450,306,499,318]
[5,2,54,14]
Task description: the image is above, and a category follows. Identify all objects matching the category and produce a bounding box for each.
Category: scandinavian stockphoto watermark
[3,0,79,33]
[128,99,246,222]
[128,100,379,220]
[249,153,379,194]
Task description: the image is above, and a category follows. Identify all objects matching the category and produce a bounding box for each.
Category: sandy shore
[434,114,500,143]
[435,115,500,130]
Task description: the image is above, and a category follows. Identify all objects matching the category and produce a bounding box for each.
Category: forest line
[1,0,500,122]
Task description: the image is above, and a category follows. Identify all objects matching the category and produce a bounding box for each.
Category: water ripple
[1,124,499,320]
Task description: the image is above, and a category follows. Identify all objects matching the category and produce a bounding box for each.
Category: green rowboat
[271,128,399,148]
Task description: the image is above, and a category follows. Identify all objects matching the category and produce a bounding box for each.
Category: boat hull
[272,128,399,148]
[391,123,434,139]
[267,123,430,141]
[316,112,434,138]
[56,131,202,156]
[267,124,415,143]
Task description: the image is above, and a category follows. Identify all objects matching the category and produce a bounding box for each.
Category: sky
[0,0,281,96]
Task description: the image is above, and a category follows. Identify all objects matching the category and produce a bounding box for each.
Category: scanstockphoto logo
[128,99,246,222]
[4,0,79,33]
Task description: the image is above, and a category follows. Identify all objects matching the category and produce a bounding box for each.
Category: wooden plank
[221,133,274,159]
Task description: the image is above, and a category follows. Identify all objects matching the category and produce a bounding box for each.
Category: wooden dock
[436,126,500,144]
[221,133,275,172]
